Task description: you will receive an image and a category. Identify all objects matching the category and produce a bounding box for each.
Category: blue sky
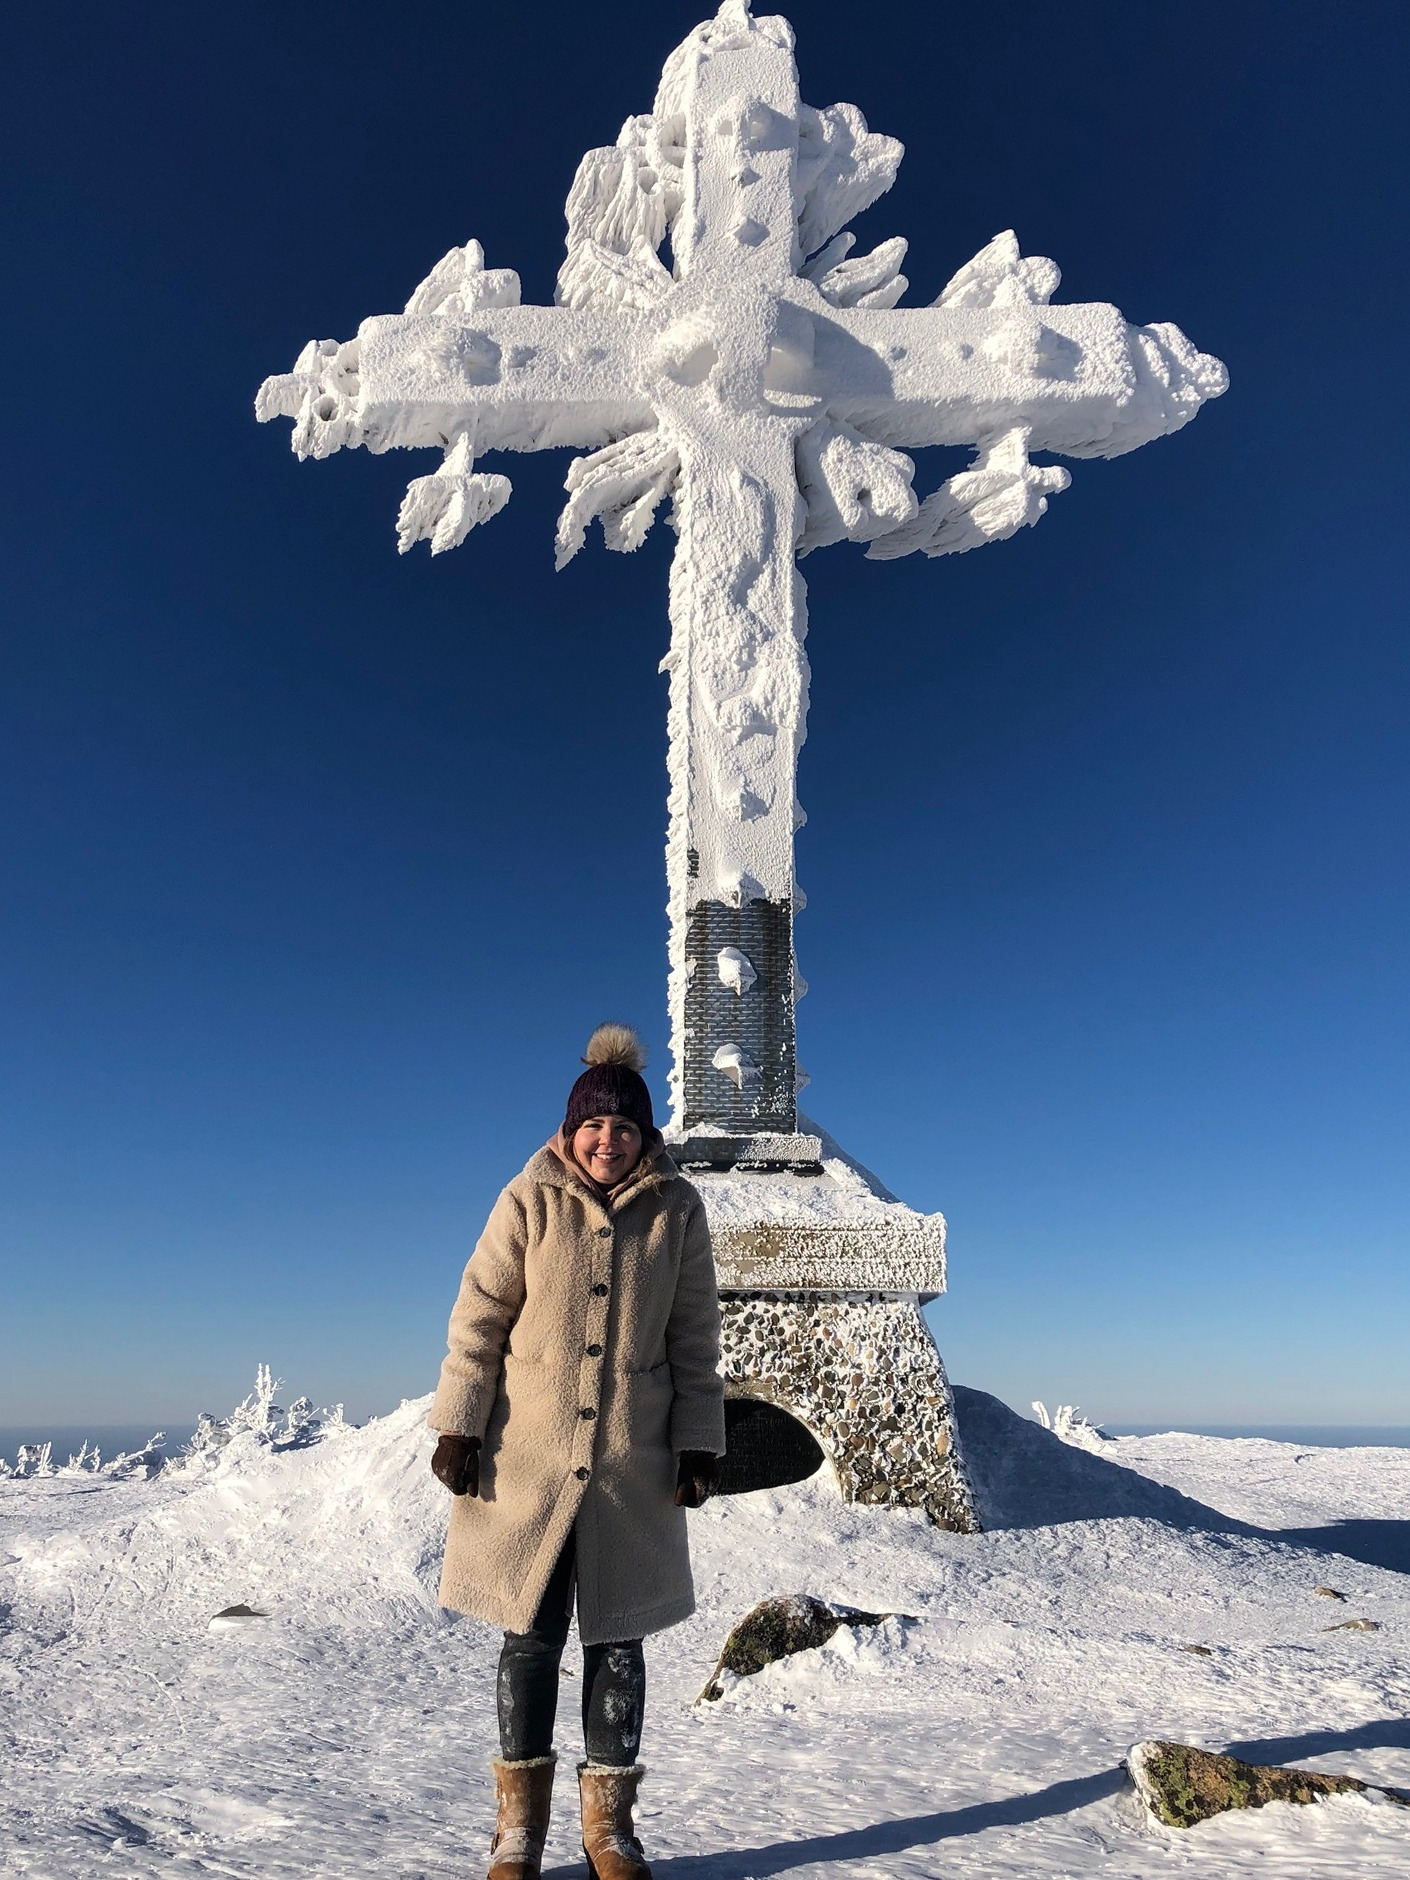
[3,1,1407,1429]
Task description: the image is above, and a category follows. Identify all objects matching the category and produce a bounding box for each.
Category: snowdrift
[953,1385,1238,1531]
[3,1377,1408,1877]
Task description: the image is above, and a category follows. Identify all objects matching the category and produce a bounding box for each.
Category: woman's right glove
[431,1431,481,1497]
[674,1450,723,1508]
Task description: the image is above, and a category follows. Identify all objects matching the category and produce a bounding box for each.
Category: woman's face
[572,1114,644,1187]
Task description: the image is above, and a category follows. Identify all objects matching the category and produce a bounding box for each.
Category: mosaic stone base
[719,1292,980,1533]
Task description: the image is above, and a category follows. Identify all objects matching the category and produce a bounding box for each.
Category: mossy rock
[697,1594,890,1702]
[1128,1740,1408,1828]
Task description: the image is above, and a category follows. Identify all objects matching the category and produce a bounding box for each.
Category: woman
[429,1024,725,1880]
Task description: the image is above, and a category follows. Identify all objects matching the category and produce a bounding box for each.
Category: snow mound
[0,1391,446,1646]
[953,1386,1232,1531]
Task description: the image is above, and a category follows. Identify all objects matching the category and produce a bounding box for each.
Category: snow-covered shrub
[98,1434,168,1479]
[175,1366,348,1469]
[1031,1400,1111,1454]
[280,1393,345,1448]
[0,1434,167,1480]
[1,1367,350,1481]
[1,1442,56,1480]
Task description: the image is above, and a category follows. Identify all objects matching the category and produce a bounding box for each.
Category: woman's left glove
[674,1450,722,1508]
[431,1432,481,1497]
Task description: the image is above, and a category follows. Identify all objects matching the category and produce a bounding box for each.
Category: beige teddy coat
[428,1138,726,1645]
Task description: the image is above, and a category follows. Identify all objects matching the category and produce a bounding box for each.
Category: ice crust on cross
[257,0,1226,1128]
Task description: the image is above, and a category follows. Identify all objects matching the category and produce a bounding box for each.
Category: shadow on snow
[1229,1716,1410,1764]
[544,1768,1127,1880]
[951,1387,1410,1577]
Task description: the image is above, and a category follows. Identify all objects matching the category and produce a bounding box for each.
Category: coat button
[580,1406,597,1420]
[593,1283,609,1296]
[575,1466,590,1481]
[586,1343,603,1357]
[598,1226,612,1238]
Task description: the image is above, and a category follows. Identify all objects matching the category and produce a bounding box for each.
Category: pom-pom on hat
[564,1024,656,1139]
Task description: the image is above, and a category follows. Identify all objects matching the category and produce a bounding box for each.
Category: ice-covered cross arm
[257,1,1226,1154]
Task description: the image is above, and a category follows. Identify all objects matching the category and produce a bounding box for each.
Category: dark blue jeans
[496,1527,645,1766]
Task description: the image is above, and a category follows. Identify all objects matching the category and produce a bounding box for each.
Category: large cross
[258,0,1225,1162]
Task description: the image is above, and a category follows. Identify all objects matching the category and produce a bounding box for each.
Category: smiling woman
[426,1022,726,1878]
[560,1023,655,1192]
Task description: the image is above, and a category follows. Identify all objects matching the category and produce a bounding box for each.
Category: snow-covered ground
[2,1382,1407,1877]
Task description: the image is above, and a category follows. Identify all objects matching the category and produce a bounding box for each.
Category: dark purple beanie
[564,1024,655,1137]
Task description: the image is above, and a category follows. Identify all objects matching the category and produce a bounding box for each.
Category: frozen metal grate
[682,897,796,1132]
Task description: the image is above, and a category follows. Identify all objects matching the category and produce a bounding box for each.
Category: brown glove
[674,1449,722,1508]
[431,1431,481,1497]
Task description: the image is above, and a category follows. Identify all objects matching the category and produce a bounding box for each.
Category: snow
[711,1042,759,1092]
[4,1379,1406,1877]
[1097,1429,1410,1545]
[716,947,758,996]
[694,1161,922,1231]
[674,1114,947,1291]
[255,2,1227,1126]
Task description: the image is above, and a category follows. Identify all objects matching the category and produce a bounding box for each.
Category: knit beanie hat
[563,1024,655,1139]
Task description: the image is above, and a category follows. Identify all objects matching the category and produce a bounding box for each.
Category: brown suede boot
[487,1754,556,1880]
[577,1763,651,1880]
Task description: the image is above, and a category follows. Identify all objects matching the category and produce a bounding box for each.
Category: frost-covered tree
[175,1366,350,1469]
[1032,1401,1111,1454]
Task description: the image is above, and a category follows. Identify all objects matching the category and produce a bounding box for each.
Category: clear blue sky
[2,2,1406,1430]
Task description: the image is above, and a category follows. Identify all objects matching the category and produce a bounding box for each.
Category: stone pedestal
[670,1119,979,1532]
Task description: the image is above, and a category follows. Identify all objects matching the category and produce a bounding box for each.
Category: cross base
[684,1119,979,1531]
[671,1132,823,1172]
[720,1293,978,1532]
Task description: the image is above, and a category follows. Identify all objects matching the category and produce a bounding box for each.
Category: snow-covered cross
[258,1,1225,1158]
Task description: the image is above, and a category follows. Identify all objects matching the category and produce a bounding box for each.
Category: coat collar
[528,1133,680,1212]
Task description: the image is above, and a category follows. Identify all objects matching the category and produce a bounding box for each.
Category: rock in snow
[208,1604,269,1632]
[696,1592,898,1701]
[1127,1738,1408,1828]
